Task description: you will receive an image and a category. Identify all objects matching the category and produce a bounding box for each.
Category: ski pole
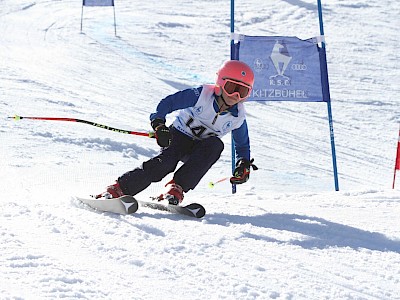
[208,177,229,188]
[8,115,155,138]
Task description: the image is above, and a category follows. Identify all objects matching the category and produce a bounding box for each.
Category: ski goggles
[222,79,252,100]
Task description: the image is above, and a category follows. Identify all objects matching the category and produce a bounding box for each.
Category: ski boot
[95,181,124,199]
[161,180,184,205]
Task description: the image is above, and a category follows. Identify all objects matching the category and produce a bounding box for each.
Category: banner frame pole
[113,1,117,36]
[230,0,237,194]
[80,3,84,33]
[317,0,339,191]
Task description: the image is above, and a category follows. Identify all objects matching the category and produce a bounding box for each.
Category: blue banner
[83,0,114,6]
[235,36,329,102]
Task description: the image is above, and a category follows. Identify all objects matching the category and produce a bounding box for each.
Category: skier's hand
[154,124,171,147]
[151,118,171,147]
[230,158,258,184]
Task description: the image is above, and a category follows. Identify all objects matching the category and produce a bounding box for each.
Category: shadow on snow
[208,212,400,253]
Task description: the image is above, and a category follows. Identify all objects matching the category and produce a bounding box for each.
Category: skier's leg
[173,136,224,192]
[118,129,193,196]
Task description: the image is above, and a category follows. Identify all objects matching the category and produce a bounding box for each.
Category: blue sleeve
[150,87,203,122]
[232,119,250,161]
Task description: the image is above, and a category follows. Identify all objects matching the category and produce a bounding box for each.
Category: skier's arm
[230,120,258,184]
[150,87,202,123]
[232,120,250,161]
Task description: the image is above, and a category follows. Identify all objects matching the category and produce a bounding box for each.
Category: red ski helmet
[215,60,254,99]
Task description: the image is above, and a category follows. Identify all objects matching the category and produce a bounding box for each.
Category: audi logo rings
[291,64,307,71]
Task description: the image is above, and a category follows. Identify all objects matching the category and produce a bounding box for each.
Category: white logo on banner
[291,61,307,71]
[265,40,308,98]
[270,41,292,77]
[253,58,267,73]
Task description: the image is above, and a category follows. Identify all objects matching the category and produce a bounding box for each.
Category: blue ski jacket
[150,85,250,161]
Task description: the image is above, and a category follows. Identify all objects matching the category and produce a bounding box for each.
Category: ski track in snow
[1,0,400,299]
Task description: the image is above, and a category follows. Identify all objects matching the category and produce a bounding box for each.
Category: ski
[137,200,206,218]
[75,196,206,218]
[75,195,139,215]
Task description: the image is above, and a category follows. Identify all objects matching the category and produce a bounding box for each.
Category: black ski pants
[118,127,224,195]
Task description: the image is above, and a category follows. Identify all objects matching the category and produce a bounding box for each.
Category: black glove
[230,158,258,184]
[151,118,171,147]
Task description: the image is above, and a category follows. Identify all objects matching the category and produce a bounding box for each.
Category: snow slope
[1,0,399,299]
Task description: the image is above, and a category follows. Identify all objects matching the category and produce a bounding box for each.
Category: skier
[96,60,257,204]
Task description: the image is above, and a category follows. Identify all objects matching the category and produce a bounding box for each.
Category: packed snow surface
[1,0,399,299]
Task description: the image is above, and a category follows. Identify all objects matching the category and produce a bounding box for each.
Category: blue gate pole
[317,0,339,191]
[230,0,237,194]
